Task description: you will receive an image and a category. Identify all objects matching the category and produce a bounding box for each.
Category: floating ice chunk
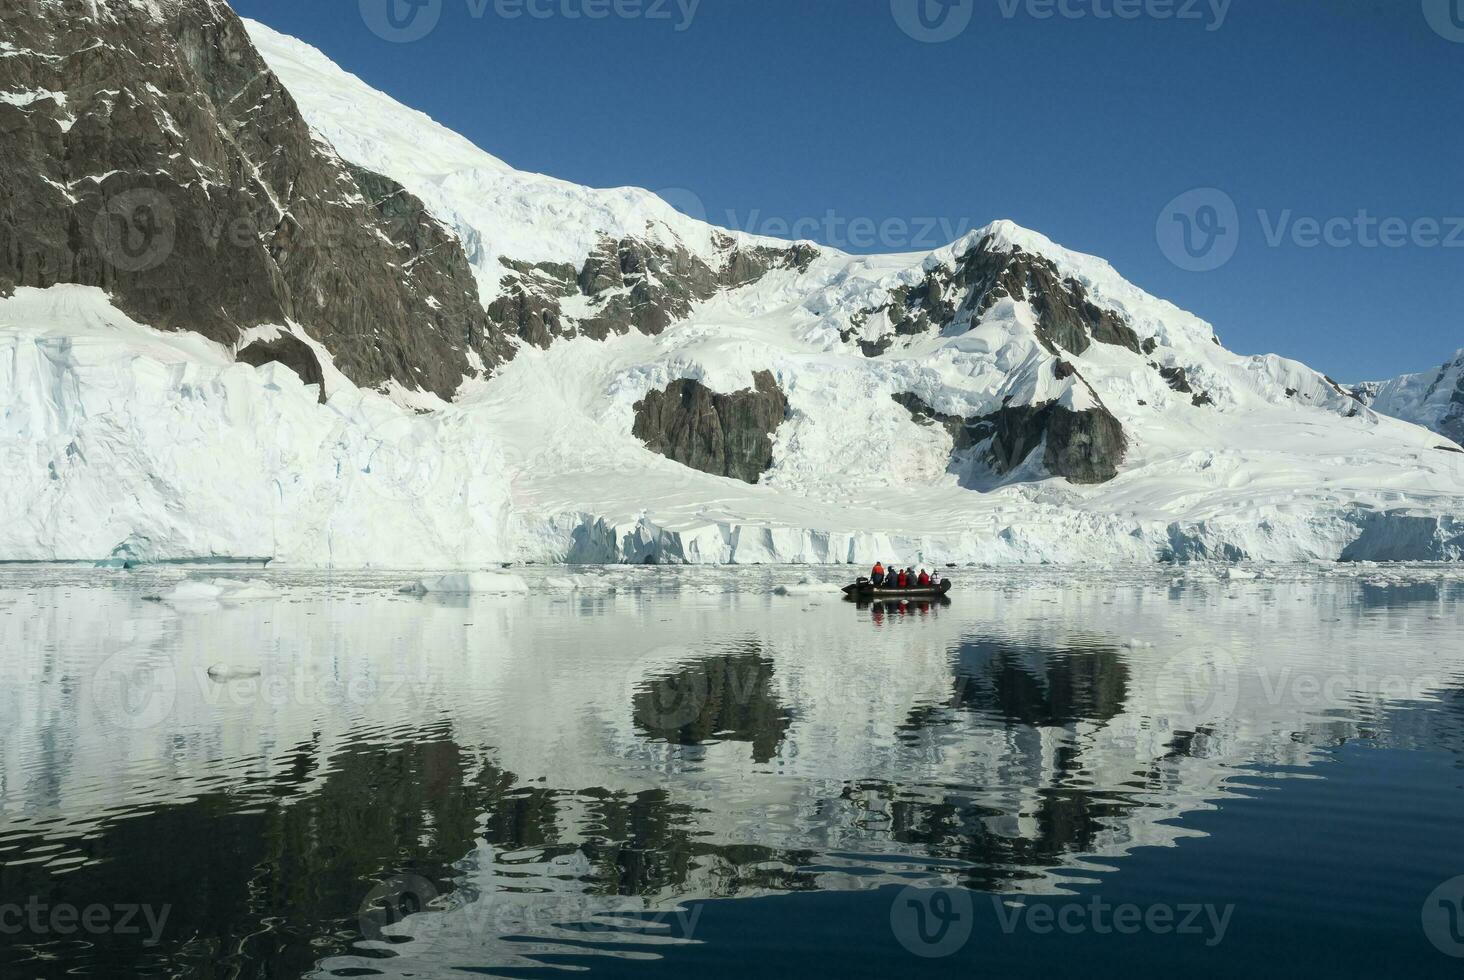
[167,580,225,603]
[163,578,278,606]
[209,579,279,601]
[408,573,530,595]
[207,665,262,681]
[773,583,841,597]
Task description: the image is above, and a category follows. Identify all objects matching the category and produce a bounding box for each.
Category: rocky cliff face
[489,235,817,347]
[844,234,1142,357]
[895,378,1128,486]
[0,0,501,399]
[633,371,790,484]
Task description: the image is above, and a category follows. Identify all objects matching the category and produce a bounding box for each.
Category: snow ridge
[1361,349,1464,446]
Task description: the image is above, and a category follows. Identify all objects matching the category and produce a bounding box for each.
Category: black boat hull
[842,580,953,600]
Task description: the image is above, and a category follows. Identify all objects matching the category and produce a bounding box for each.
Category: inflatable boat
[842,579,953,600]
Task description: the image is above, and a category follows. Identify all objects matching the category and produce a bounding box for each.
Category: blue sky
[234,0,1464,380]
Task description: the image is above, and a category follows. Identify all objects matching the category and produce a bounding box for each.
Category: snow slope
[1,21,1461,565]
[243,21,802,308]
[1357,348,1464,446]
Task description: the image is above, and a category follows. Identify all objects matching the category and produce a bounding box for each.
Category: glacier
[1,18,1462,567]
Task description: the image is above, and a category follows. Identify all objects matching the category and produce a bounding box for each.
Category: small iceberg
[405,572,530,595]
[542,574,616,593]
[163,578,278,606]
[207,665,262,682]
[773,580,841,598]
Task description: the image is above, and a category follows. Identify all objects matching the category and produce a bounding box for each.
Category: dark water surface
[3,564,1464,978]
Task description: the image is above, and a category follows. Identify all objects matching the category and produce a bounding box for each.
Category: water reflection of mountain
[935,639,1129,727]
[2,567,1463,977]
[632,646,793,763]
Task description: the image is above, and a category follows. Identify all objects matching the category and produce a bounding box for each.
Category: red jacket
[872,563,884,578]
[897,572,908,588]
[918,572,931,586]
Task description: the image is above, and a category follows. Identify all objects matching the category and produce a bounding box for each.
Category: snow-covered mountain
[2,0,1462,565]
[1354,349,1464,447]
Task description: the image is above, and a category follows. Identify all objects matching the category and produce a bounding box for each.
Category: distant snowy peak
[1358,349,1464,446]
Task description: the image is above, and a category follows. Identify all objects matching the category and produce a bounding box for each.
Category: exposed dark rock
[632,371,789,484]
[894,385,1127,485]
[1043,403,1127,483]
[1158,365,1193,394]
[491,235,818,346]
[0,0,506,400]
[236,333,326,403]
[716,236,818,287]
[344,163,514,373]
[487,258,579,348]
[859,337,893,358]
[487,283,565,349]
[850,235,1142,357]
[1152,364,1214,407]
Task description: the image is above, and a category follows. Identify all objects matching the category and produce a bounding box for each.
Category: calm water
[3,564,1464,978]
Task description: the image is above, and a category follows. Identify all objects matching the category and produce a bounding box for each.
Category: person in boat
[896,568,909,589]
[917,569,931,588]
[871,561,886,587]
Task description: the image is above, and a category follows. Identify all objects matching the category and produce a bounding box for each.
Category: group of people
[869,562,941,590]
